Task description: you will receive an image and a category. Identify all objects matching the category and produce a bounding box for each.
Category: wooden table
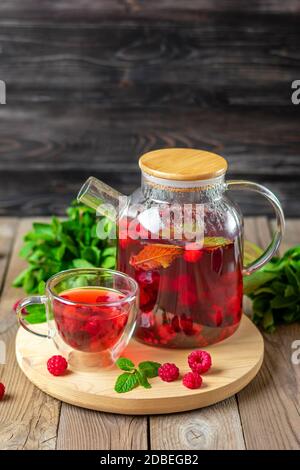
[0,216,299,450]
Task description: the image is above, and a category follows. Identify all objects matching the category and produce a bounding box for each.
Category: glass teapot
[78,148,285,349]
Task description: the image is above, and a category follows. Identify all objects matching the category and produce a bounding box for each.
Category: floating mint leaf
[116,357,135,371]
[138,361,161,378]
[114,372,138,393]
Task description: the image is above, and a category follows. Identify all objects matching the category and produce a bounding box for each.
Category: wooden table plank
[237,217,300,449]
[0,218,61,450]
[57,405,148,450]
[150,396,245,450]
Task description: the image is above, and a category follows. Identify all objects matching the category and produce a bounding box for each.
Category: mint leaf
[136,370,151,389]
[26,304,46,324]
[116,357,135,371]
[12,267,32,287]
[262,310,275,332]
[72,258,95,269]
[38,280,46,295]
[102,247,117,258]
[32,222,54,237]
[101,256,116,269]
[114,372,138,393]
[138,361,161,378]
[243,271,277,295]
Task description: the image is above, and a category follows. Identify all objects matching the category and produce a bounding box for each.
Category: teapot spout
[77,176,129,221]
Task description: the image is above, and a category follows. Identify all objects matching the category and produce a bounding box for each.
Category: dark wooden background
[0,1,299,216]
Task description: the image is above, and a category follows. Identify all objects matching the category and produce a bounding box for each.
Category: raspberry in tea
[53,287,129,353]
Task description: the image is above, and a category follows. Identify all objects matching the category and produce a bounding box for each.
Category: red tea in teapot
[53,287,128,352]
[118,222,243,348]
[77,148,284,349]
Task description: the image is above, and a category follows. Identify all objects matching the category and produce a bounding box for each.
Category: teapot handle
[226,180,285,276]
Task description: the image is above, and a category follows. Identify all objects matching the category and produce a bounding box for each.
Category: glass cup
[16,268,139,370]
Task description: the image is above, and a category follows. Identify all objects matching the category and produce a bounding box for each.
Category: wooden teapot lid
[139,148,227,181]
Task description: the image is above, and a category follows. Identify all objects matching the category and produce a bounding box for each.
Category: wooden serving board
[15,315,263,415]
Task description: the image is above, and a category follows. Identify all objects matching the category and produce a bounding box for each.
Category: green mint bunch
[114,358,161,393]
[244,245,300,332]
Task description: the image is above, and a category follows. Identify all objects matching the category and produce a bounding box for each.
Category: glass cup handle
[16,295,50,338]
[110,299,139,362]
[226,180,285,276]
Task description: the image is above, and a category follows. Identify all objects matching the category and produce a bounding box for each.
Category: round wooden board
[15,315,263,415]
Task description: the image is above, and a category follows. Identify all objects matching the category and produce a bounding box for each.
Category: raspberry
[0,383,5,400]
[13,300,27,316]
[157,324,176,344]
[188,350,212,374]
[182,371,202,389]
[180,314,194,335]
[47,355,68,376]
[211,304,223,327]
[83,317,103,336]
[183,244,203,263]
[158,363,180,382]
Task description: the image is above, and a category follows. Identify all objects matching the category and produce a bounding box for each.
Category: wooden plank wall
[0,1,299,216]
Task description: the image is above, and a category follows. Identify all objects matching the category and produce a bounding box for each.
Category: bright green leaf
[136,370,151,389]
[116,357,135,371]
[72,259,95,269]
[114,372,139,393]
[138,361,161,378]
[101,256,116,269]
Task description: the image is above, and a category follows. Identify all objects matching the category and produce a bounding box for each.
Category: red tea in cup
[53,287,129,353]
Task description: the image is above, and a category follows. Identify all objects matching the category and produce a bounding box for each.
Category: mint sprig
[114,357,161,393]
[244,245,300,332]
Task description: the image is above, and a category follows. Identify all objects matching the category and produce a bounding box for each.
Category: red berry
[182,371,202,389]
[171,315,181,332]
[13,300,28,316]
[158,363,180,382]
[179,289,197,307]
[157,324,176,344]
[47,355,68,376]
[188,350,212,374]
[180,314,194,335]
[183,244,203,263]
[211,304,223,327]
[0,383,5,400]
[83,317,102,336]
